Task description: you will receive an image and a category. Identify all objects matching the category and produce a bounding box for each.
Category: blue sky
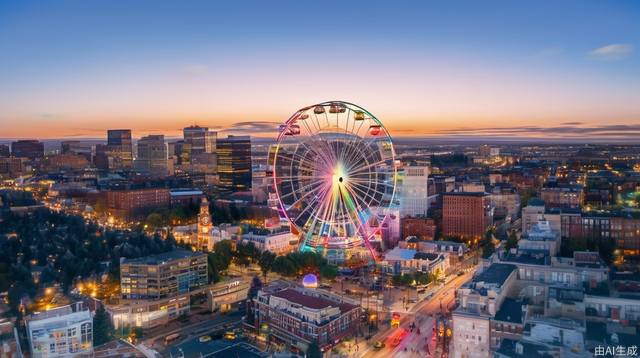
[0,1,639,139]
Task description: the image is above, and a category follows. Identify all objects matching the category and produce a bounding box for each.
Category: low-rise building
[120,249,207,300]
[253,287,360,351]
[490,298,527,350]
[499,251,608,297]
[518,220,559,256]
[381,247,449,276]
[26,302,93,358]
[453,263,518,358]
[241,226,297,254]
[540,184,583,209]
[401,217,437,241]
[206,279,249,313]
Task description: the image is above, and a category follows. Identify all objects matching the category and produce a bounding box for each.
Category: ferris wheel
[271,101,397,261]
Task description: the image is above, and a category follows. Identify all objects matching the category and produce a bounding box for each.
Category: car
[373,341,385,349]
[198,335,211,343]
[223,331,236,341]
[457,271,464,276]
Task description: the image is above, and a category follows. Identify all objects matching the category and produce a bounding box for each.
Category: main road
[357,271,474,358]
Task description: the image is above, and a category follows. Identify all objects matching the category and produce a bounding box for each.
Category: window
[81,322,92,344]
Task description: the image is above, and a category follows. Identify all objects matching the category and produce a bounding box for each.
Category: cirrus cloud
[589,43,634,60]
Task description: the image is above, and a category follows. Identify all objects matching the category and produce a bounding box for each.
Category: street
[357,271,474,358]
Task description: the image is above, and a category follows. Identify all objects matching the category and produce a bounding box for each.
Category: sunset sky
[1,1,639,140]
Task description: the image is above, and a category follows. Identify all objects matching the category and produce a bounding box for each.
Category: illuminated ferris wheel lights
[272,101,397,262]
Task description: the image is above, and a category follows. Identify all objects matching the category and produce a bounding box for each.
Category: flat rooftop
[473,263,517,286]
[494,298,524,324]
[121,249,205,265]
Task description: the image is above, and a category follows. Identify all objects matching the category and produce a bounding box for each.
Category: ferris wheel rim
[271,100,398,260]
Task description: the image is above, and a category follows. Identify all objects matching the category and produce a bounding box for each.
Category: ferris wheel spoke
[299,138,337,169]
[338,136,364,170]
[343,140,377,172]
[347,157,390,176]
[348,176,395,188]
[347,181,386,207]
[275,174,328,181]
[279,179,327,202]
[340,185,373,240]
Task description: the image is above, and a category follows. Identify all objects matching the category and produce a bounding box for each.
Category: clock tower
[197,197,213,251]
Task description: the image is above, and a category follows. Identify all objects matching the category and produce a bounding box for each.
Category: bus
[164,333,181,345]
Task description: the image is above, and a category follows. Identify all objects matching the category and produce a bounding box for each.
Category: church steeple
[197,196,213,251]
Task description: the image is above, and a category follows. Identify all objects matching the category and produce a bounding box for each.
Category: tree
[306,342,322,358]
[258,251,277,282]
[93,305,113,346]
[505,231,518,251]
[213,240,233,268]
[272,256,297,277]
[320,264,338,280]
[145,212,165,228]
[481,229,496,259]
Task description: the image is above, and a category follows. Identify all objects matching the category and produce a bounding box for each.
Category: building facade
[11,140,44,160]
[399,165,429,218]
[217,135,252,192]
[120,250,208,300]
[106,129,133,170]
[443,192,493,239]
[135,134,168,177]
[452,263,518,358]
[253,287,360,351]
[26,302,93,358]
[105,188,170,220]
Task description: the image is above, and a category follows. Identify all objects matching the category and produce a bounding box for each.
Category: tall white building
[26,302,93,358]
[400,165,429,218]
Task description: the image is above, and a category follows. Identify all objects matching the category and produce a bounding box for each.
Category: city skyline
[1,1,639,140]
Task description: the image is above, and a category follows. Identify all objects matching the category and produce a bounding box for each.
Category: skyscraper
[183,125,216,156]
[11,140,44,160]
[135,135,168,177]
[217,135,252,192]
[0,144,9,158]
[107,129,133,170]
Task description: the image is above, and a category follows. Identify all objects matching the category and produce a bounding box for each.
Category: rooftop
[526,198,545,207]
[495,338,554,358]
[121,249,205,265]
[473,263,517,286]
[414,252,441,261]
[494,298,524,324]
[443,191,487,197]
[384,247,417,261]
[271,289,357,314]
[502,252,551,266]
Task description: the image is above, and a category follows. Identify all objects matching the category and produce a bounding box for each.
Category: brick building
[401,217,437,241]
[253,287,360,351]
[105,188,170,220]
[443,192,493,239]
